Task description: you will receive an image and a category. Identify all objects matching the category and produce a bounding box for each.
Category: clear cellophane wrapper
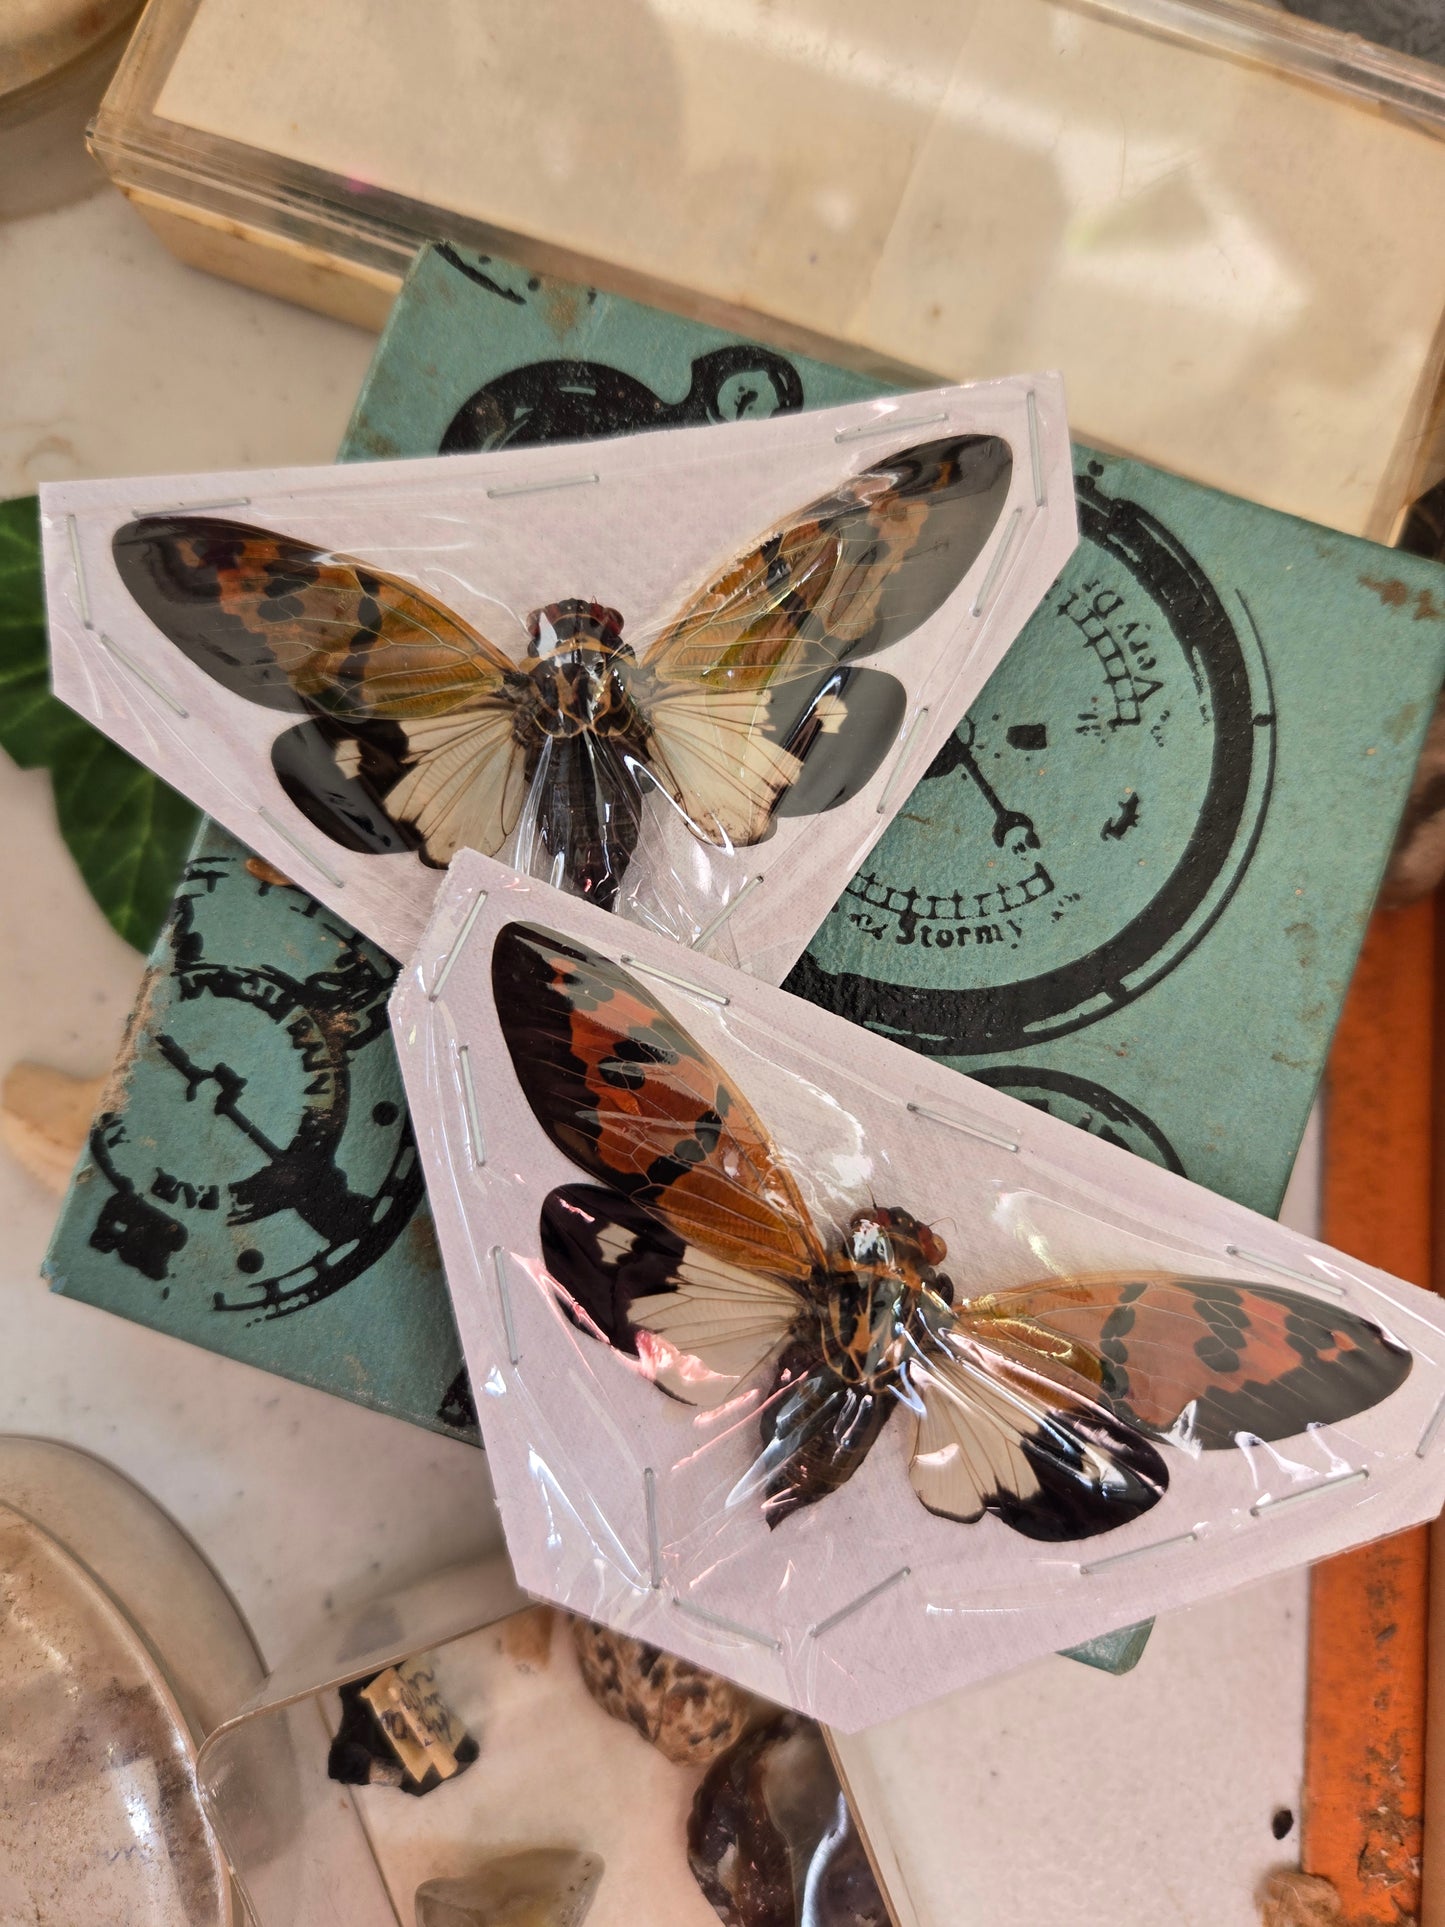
[41,381,1075,982]
[391,851,1445,1733]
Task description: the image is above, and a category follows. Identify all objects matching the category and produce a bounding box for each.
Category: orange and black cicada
[112,434,1011,909]
[494,921,1411,1538]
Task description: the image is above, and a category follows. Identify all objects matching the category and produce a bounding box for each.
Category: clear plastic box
[91,0,1445,538]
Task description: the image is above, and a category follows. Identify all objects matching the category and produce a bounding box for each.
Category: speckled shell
[570,1616,758,1767]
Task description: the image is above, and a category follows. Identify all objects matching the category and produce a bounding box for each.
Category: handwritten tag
[327,1653,480,1796]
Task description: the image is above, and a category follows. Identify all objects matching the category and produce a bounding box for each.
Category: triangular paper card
[392,851,1445,1731]
[41,381,1074,979]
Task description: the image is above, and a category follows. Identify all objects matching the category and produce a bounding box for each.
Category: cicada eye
[591,602,626,649]
[919,1225,948,1267]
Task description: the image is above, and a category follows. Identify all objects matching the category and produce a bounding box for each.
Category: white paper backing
[391,852,1445,1731]
[40,379,1076,980]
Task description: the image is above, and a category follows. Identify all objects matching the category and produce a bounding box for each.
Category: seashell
[571,1616,757,1767]
[687,1714,888,1927]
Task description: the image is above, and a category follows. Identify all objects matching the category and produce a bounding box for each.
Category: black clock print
[787,464,1277,1055]
[85,850,427,1320]
[967,1067,1186,1175]
[440,344,806,453]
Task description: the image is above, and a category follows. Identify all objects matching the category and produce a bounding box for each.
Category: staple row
[834,410,948,445]
[256,808,344,887]
[1026,389,1045,508]
[429,888,489,1001]
[458,1043,485,1167]
[618,955,729,1005]
[491,1245,520,1366]
[970,504,1024,619]
[1224,1244,1347,1297]
[691,874,764,951]
[906,1100,1019,1155]
[487,471,599,499]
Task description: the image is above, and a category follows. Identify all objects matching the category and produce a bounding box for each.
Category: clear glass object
[0,1437,262,1925]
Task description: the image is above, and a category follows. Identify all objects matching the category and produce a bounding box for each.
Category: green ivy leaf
[0,495,198,951]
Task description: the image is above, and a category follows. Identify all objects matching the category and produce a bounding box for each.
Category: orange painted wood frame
[1302,897,1435,1923]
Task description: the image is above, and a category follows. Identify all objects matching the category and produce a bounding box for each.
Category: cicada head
[847,1204,952,1299]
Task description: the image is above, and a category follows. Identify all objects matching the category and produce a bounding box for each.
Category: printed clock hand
[927,721,1041,851]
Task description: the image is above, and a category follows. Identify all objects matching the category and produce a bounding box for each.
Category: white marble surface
[0,185,376,492]
[0,182,1313,1925]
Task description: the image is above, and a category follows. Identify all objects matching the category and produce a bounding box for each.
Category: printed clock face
[791,466,1275,1056]
[82,846,427,1319]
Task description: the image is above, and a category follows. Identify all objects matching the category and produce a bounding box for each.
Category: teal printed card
[344,243,881,461]
[792,453,1445,1213]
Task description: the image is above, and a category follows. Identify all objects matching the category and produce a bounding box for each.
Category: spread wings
[110,435,1010,885]
[492,924,1413,1540]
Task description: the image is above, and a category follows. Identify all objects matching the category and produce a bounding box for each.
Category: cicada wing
[113,516,517,714]
[493,923,827,1282]
[643,663,910,848]
[641,683,810,848]
[113,515,528,864]
[360,705,525,864]
[907,1333,1168,1542]
[642,435,1012,685]
[269,714,425,857]
[637,435,1011,847]
[976,1272,1412,1448]
[766,664,910,819]
[541,1183,803,1409]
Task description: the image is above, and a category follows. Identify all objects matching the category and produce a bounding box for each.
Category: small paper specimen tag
[361,1655,471,1782]
[328,1653,479,1796]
